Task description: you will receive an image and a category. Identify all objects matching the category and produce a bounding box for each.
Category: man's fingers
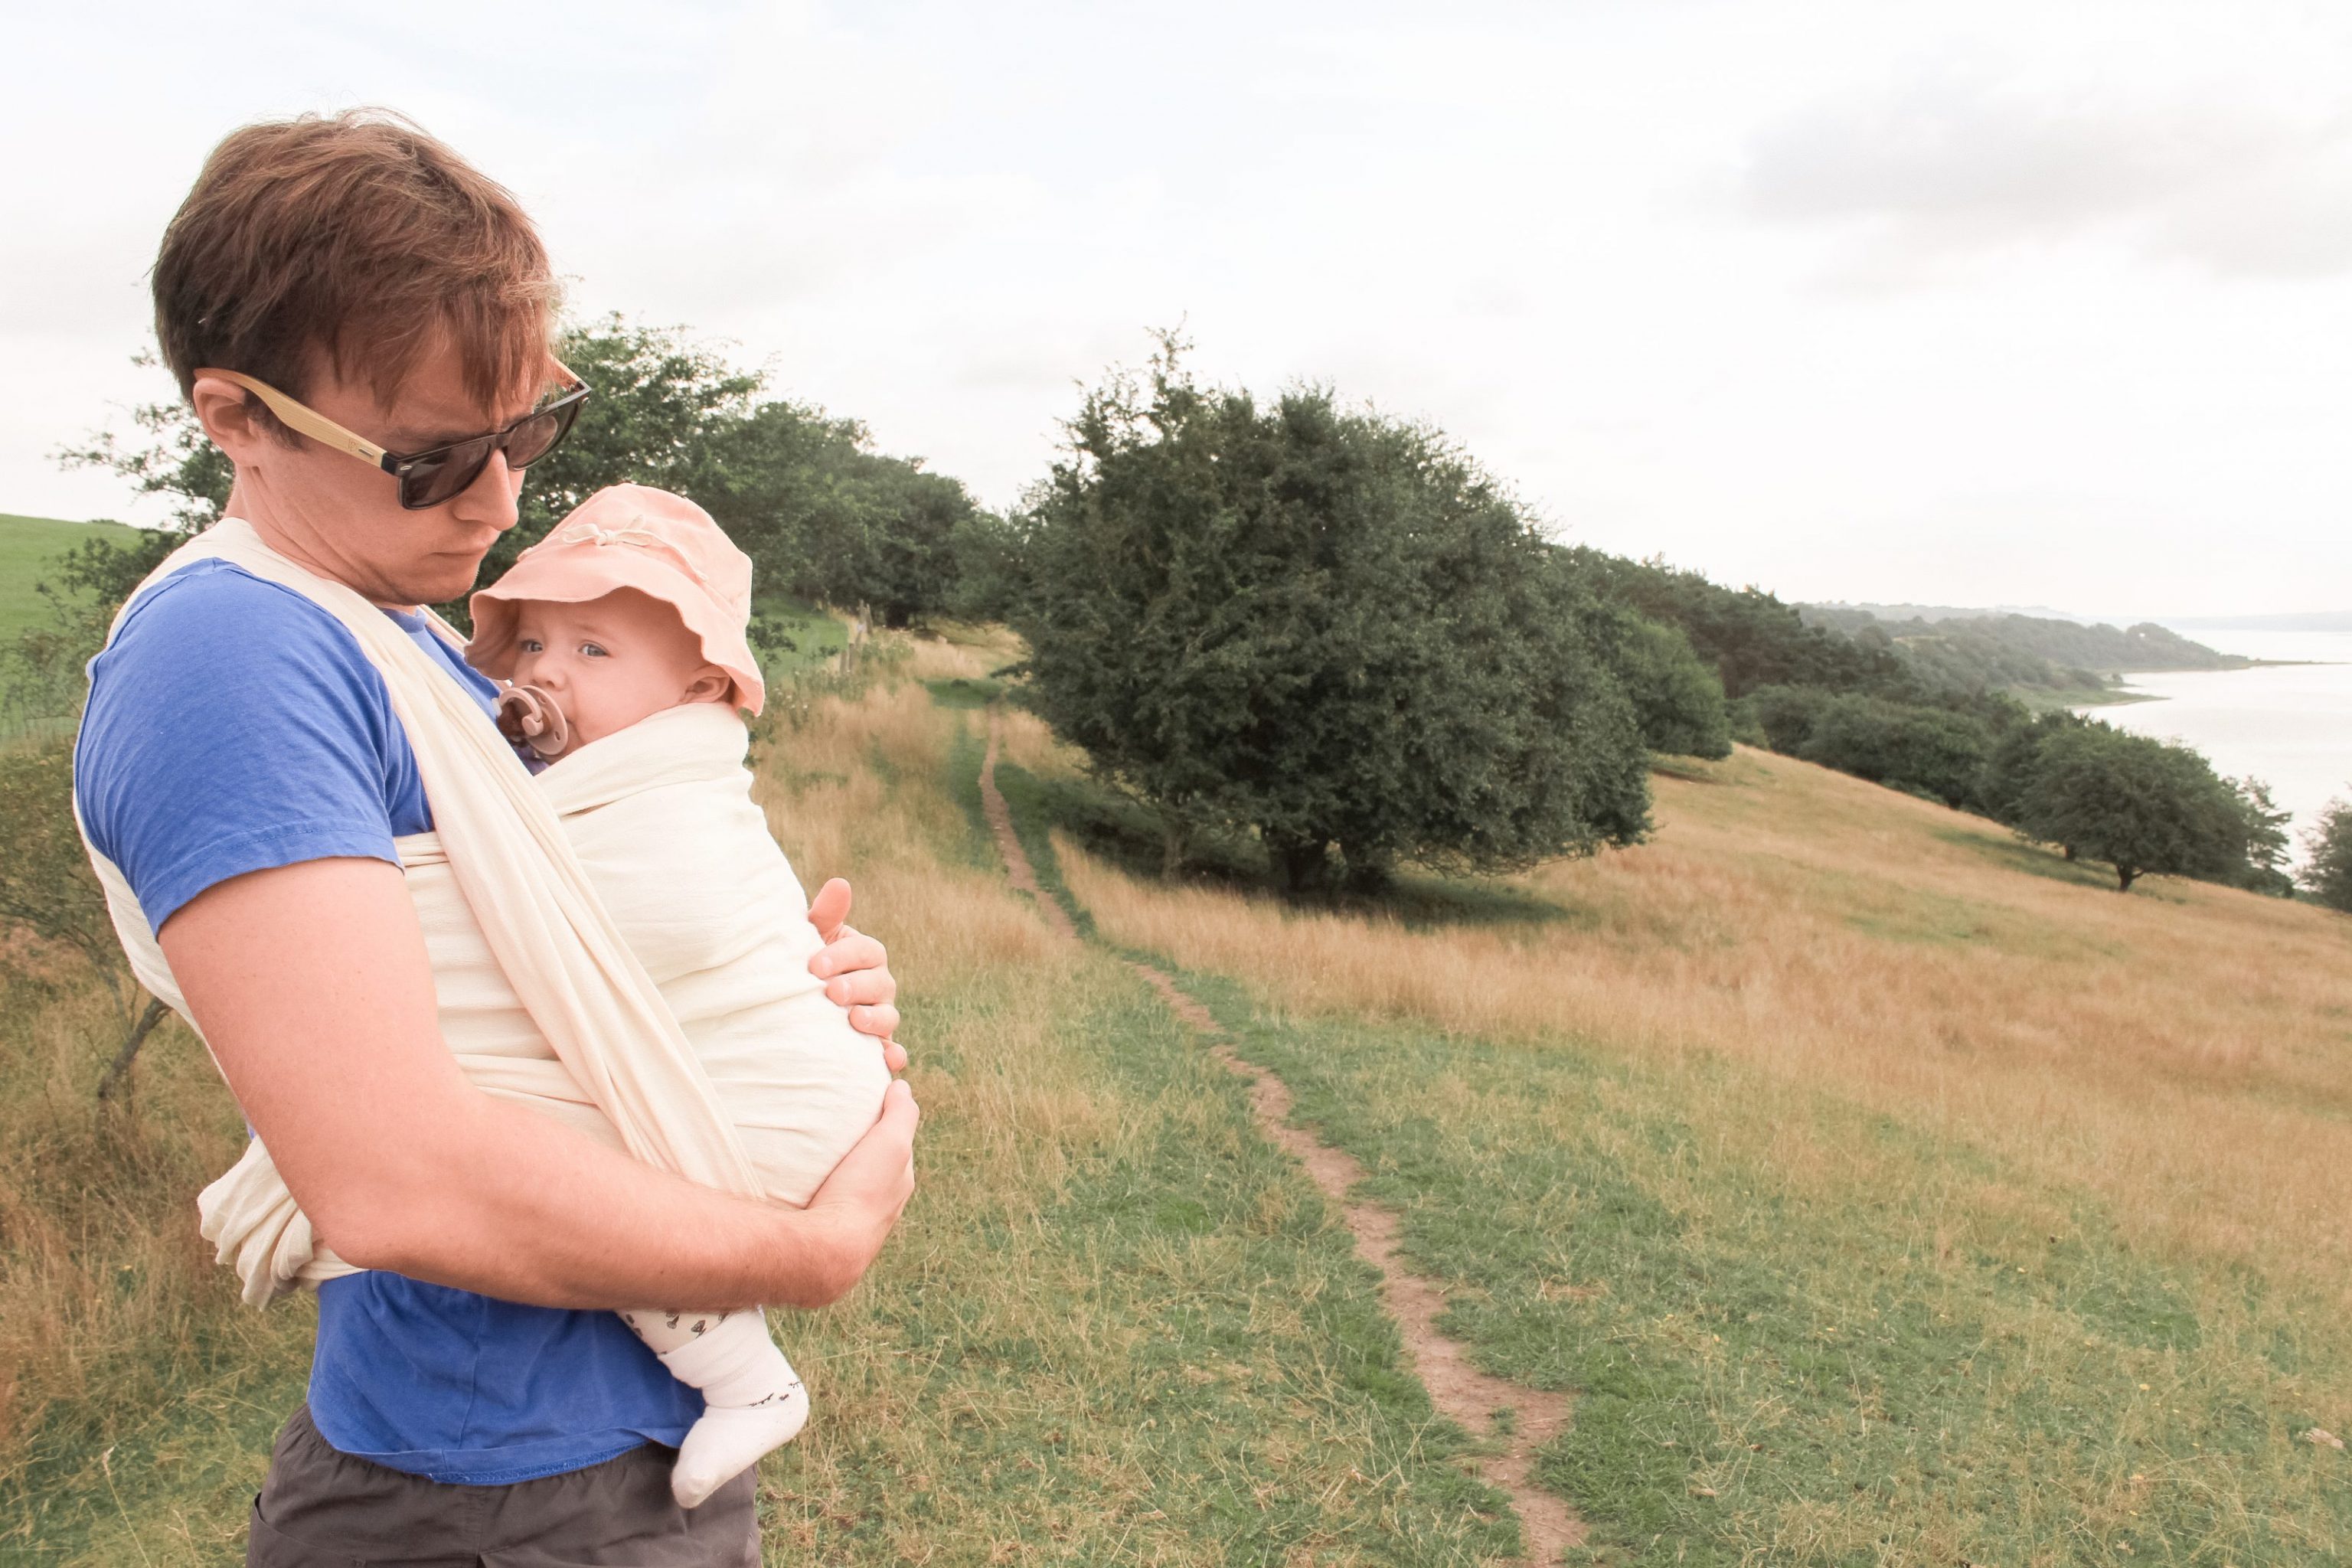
[811,929,889,984]
[881,1039,909,1075]
[847,1001,901,1041]
[827,968,895,1008]
[806,877,853,943]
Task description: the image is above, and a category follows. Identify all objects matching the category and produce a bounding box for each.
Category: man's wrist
[764,1202,871,1310]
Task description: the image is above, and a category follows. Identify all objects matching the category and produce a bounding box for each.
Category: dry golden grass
[15,643,1524,1565]
[1054,743,2352,1309]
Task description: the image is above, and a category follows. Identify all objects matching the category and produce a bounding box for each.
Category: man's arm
[163,855,916,1312]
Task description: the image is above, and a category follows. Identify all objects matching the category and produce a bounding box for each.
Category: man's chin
[400,557,490,609]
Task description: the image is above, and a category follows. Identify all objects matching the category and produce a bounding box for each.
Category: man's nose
[454,451,521,532]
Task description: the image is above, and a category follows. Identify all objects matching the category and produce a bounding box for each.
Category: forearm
[158,864,889,1316]
[330,1091,854,1312]
[162,858,908,1318]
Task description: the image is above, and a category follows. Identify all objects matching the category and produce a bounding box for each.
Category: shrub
[1011,340,1651,896]
[1596,609,1732,760]
[1798,695,1991,810]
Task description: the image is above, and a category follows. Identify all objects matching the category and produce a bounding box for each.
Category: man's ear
[684,666,734,706]
[188,374,281,466]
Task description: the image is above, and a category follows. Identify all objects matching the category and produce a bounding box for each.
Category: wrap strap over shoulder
[74,519,765,1303]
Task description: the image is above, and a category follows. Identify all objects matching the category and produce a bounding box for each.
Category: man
[74,111,918,1565]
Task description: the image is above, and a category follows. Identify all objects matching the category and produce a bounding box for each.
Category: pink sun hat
[466,484,766,715]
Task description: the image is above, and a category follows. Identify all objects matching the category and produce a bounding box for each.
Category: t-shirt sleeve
[75,564,419,933]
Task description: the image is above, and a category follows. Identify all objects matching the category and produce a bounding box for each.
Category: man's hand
[783,1079,920,1309]
[807,877,905,1072]
[163,855,884,1311]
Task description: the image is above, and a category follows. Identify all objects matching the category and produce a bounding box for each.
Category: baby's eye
[580,642,609,658]
[518,637,543,653]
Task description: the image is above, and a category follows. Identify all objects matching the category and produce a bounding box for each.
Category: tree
[55,351,234,533]
[61,320,995,631]
[1011,341,1650,895]
[1978,709,2092,830]
[0,740,168,1097]
[713,401,991,627]
[1798,694,1991,809]
[2303,797,2352,913]
[1742,684,1833,755]
[1593,608,1732,760]
[1559,546,1911,699]
[2012,724,2249,892]
[2231,778,2295,897]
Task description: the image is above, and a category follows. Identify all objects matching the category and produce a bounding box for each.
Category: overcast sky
[8,0,2350,618]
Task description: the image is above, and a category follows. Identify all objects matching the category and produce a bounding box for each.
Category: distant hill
[0,514,142,644]
[1800,604,2246,693]
[1815,600,2101,626]
[2159,610,2352,634]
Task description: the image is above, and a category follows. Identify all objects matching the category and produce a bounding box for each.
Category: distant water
[2077,630,2352,861]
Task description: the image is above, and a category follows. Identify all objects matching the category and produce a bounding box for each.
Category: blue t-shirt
[75,559,699,1484]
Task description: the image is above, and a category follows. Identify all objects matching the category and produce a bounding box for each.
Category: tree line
[1801,604,2247,697]
[1582,552,2306,895]
[24,320,2352,913]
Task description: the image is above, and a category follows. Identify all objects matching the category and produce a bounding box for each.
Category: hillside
[9,639,2352,1563]
[999,683,2352,1563]
[1804,602,2246,688]
[0,514,138,645]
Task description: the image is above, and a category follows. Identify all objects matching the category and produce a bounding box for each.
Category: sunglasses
[196,364,591,510]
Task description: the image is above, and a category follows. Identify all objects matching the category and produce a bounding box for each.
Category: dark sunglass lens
[502,410,564,470]
[401,438,495,510]
[509,394,584,472]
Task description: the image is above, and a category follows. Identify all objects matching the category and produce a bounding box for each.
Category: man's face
[232,332,540,608]
[506,590,723,750]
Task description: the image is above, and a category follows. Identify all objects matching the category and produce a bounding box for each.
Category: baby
[466,484,891,1507]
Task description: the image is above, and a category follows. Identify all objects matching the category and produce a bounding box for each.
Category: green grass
[1010,723,2352,1561]
[4,670,1545,1565]
[1102,960,2352,1565]
[752,593,851,676]
[0,515,139,646]
[21,648,2350,1564]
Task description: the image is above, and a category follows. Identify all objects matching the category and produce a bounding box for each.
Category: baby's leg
[619,1307,808,1508]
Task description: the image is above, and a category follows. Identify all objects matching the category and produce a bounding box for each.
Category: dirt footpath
[979,712,1584,1564]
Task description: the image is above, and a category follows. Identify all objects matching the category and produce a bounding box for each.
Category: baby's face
[506,590,729,750]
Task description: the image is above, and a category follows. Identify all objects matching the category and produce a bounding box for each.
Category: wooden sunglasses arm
[195,368,392,469]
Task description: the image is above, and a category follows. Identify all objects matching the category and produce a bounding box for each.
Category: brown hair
[153,109,557,426]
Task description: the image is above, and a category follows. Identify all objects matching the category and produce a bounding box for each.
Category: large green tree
[2012,724,2251,892]
[1011,344,1650,894]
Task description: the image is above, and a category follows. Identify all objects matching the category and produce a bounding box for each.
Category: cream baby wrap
[77,519,887,1305]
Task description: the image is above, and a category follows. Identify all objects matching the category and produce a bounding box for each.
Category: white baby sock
[622,1308,810,1508]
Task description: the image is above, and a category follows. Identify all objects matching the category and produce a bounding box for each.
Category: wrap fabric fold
[73,518,774,1303]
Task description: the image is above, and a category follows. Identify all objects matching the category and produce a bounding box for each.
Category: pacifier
[495,683,573,761]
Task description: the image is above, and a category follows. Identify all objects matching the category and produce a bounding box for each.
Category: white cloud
[6,0,2352,616]
[1740,61,2352,283]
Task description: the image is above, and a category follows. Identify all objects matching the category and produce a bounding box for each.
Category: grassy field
[2,635,1528,1565]
[991,720,2352,1563]
[0,515,138,646]
[7,630,2351,1563]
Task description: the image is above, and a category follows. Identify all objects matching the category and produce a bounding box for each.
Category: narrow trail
[978,713,1585,1563]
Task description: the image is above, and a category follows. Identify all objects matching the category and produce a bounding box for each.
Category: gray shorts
[245,1404,759,1567]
